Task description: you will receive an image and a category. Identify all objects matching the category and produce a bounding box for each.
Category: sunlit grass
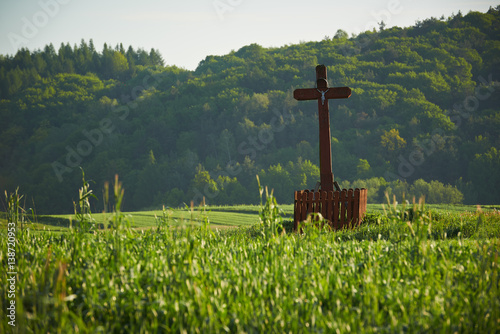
[24,203,497,232]
[1,179,499,332]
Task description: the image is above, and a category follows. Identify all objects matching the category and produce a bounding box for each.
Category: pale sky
[0,0,497,70]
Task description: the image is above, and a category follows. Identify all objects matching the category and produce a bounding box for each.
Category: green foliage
[4,187,33,232]
[345,177,463,204]
[380,128,406,153]
[256,175,284,238]
[468,147,500,204]
[1,9,500,213]
[72,169,97,232]
[410,179,464,204]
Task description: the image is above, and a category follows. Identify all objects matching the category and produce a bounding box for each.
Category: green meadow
[1,182,499,333]
[20,203,498,232]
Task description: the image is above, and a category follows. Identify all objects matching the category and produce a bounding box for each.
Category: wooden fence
[293,188,368,231]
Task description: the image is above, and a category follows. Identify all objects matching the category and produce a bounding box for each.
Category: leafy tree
[190,165,218,204]
[334,29,349,40]
[356,159,371,178]
[259,164,293,203]
[380,129,406,153]
[102,50,129,80]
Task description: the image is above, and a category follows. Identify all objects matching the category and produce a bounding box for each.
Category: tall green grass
[1,178,499,333]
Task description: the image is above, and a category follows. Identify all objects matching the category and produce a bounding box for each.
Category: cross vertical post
[316,65,334,192]
[293,65,351,192]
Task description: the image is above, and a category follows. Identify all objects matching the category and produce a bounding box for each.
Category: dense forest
[1,8,499,213]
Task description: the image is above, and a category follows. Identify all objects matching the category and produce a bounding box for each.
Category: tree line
[0,40,164,99]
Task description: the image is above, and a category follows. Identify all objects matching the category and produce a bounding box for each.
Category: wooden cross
[294,65,351,192]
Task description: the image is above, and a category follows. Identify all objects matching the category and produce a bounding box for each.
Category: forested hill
[1,8,500,214]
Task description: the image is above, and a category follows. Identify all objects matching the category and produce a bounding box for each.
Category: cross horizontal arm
[293,87,352,101]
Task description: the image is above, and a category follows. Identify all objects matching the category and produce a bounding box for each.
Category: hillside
[1,8,499,213]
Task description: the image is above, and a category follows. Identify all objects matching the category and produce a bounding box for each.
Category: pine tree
[149,48,165,67]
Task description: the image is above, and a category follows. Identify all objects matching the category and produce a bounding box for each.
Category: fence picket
[353,189,360,227]
[324,191,333,227]
[346,189,353,226]
[340,190,347,228]
[333,191,340,229]
[301,191,308,222]
[360,188,367,219]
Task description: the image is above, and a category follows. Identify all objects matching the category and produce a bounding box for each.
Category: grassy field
[1,188,499,332]
[10,202,496,232]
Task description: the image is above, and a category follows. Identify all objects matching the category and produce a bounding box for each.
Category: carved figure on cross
[294,65,351,192]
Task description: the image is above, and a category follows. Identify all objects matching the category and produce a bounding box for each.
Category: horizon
[0,0,498,70]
